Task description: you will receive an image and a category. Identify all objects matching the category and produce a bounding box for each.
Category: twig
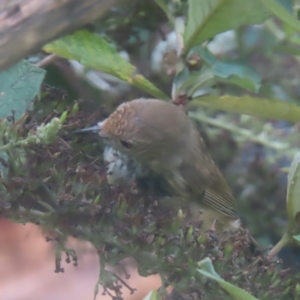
[35,54,59,68]
[189,111,297,157]
[174,17,185,56]
[0,0,123,71]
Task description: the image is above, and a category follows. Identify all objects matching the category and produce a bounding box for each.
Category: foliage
[0,60,45,119]
[43,31,169,100]
[1,0,300,299]
[0,92,299,300]
[183,0,271,54]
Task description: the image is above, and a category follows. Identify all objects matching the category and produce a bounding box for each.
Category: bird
[76,98,243,232]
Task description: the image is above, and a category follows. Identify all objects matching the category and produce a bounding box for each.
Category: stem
[174,17,185,56]
[265,19,286,42]
[0,140,20,152]
[189,112,297,157]
[35,54,58,68]
[267,232,290,260]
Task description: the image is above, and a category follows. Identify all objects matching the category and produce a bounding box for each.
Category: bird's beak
[73,125,101,133]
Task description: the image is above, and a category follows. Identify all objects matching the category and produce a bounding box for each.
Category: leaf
[296,283,300,296]
[259,0,300,32]
[198,257,259,300]
[142,290,158,300]
[0,60,46,119]
[43,30,169,100]
[293,235,300,243]
[172,67,191,97]
[213,61,261,92]
[176,47,261,95]
[183,0,271,54]
[191,95,300,122]
[197,47,261,92]
[286,153,300,230]
[185,68,216,97]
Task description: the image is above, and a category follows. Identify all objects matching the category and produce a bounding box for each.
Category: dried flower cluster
[0,86,299,300]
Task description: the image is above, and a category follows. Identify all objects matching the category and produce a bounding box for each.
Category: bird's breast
[103,146,143,186]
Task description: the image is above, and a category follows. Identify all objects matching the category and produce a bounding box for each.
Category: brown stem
[0,0,125,71]
[35,54,58,68]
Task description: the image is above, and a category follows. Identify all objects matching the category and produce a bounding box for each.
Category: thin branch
[0,0,125,71]
[189,111,297,157]
[174,17,185,57]
[35,54,59,68]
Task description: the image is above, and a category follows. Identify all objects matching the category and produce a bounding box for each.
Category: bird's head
[94,99,193,168]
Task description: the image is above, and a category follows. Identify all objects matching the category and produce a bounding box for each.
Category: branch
[0,0,124,71]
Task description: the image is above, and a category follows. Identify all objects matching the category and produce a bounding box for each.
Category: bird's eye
[120,139,133,149]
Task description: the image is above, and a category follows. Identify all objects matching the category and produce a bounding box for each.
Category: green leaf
[259,0,300,32]
[184,68,216,97]
[142,290,158,300]
[191,95,300,122]
[216,68,260,92]
[198,47,261,92]
[177,47,261,95]
[183,0,271,54]
[296,283,300,296]
[0,60,46,119]
[293,235,300,243]
[198,258,259,300]
[43,30,169,100]
[172,67,192,97]
[286,153,300,230]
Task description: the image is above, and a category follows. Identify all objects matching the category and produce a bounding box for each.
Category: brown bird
[79,98,242,232]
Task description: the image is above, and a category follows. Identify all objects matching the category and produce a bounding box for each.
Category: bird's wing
[202,187,239,219]
[178,128,239,220]
[179,160,239,219]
